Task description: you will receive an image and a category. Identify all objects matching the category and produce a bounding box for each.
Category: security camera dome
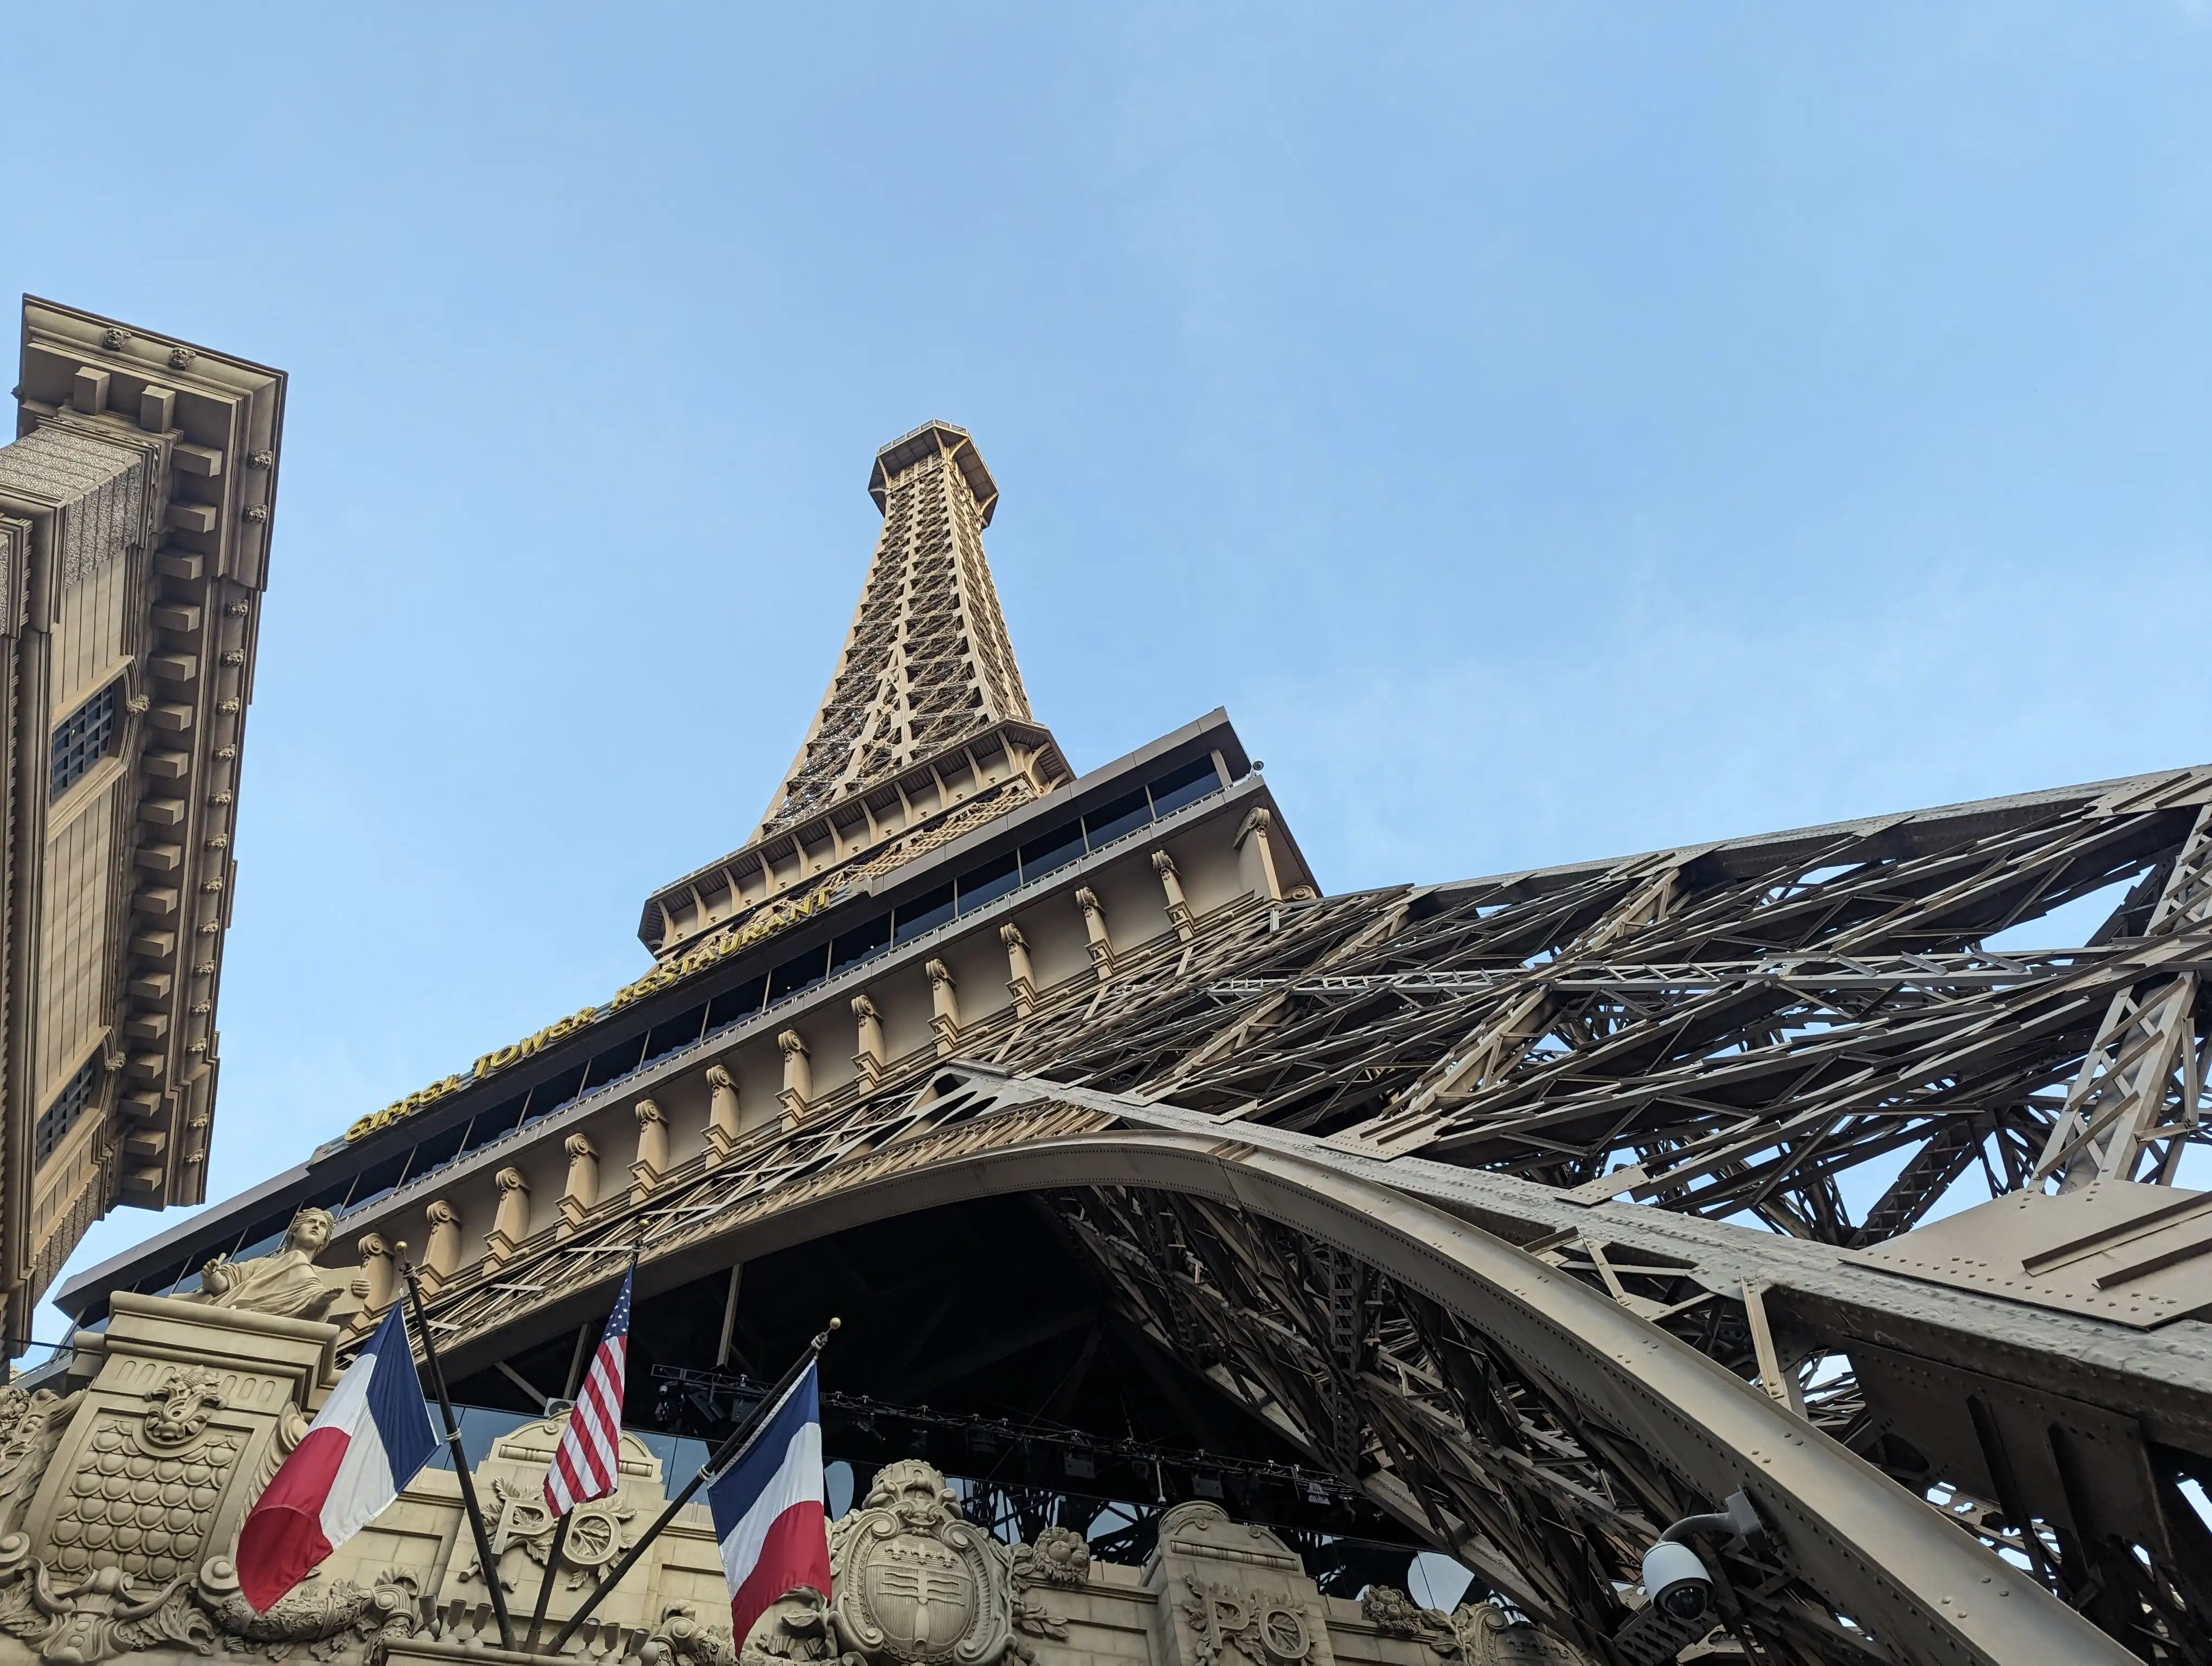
[1640,1540,1713,1623]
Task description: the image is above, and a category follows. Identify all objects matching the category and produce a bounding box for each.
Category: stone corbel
[486,1167,530,1265]
[631,1097,668,1202]
[1075,887,1115,976]
[422,1200,463,1292]
[925,959,961,1058]
[352,1232,396,1325]
[778,1030,812,1130]
[1235,807,1284,903]
[1000,924,1037,1017]
[1153,848,1195,941]
[558,1133,599,1236]
[852,995,884,1091]
[706,1062,741,1162]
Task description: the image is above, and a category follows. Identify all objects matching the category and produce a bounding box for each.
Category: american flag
[545,1266,632,1515]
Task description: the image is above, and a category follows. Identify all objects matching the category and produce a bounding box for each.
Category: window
[33,1059,99,1165]
[768,945,829,1004]
[706,976,768,1030]
[1083,790,1152,849]
[50,683,120,799]
[893,885,955,943]
[830,915,891,975]
[1147,758,1221,818]
[1019,822,1085,882]
[955,853,1019,915]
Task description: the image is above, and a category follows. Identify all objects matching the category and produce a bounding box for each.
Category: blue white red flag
[546,1266,633,1515]
[707,1361,831,1644]
[234,1302,439,1611]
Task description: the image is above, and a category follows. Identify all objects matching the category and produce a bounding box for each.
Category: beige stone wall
[0,1295,1577,1666]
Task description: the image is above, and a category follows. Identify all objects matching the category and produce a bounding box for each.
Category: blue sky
[11,3,2212,1342]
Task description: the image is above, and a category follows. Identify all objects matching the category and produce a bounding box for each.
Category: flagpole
[526,1234,643,1652]
[548,1317,839,1656]
[396,1245,518,1652]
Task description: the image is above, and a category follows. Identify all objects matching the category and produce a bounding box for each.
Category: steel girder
[403,1069,2150,1666]
[398,765,2212,1663]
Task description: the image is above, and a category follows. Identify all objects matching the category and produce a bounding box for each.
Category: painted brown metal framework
[385,761,2212,1666]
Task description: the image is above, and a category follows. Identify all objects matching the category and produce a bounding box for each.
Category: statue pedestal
[22,1292,341,1593]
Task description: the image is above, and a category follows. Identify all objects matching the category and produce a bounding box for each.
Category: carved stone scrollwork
[1073,890,1113,978]
[644,1601,737,1666]
[1444,1604,1590,1666]
[633,1098,670,1202]
[779,1033,813,1131]
[925,963,961,1058]
[706,1063,743,1162]
[0,1392,80,1536]
[190,1557,421,1661]
[1180,1579,1311,1666]
[1007,1527,1087,1592]
[998,926,1036,1019]
[466,1476,636,1592]
[561,1133,600,1235]
[0,1549,209,1666]
[1152,850,1195,942]
[487,1167,530,1266]
[828,1460,1012,1666]
[736,1587,860,1666]
[140,1369,222,1450]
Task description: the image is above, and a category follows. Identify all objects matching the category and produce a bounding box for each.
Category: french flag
[235,1302,440,1612]
[708,1362,831,1644]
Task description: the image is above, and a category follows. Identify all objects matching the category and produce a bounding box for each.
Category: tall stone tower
[0,299,282,1334]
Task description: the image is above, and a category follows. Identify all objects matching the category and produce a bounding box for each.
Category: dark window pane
[50,682,119,800]
[831,914,891,974]
[524,1066,587,1123]
[583,1034,648,1090]
[706,977,767,1030]
[955,854,1019,914]
[1020,823,1085,882]
[645,1005,708,1063]
[33,1059,100,1167]
[460,1099,526,1154]
[135,1258,190,1296]
[345,1156,407,1213]
[404,1119,471,1181]
[768,945,829,1003]
[894,885,955,942]
[230,1212,294,1263]
[1083,790,1152,849]
[1148,758,1222,817]
[303,1180,352,1213]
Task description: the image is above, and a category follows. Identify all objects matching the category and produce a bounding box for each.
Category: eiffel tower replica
[61,421,2212,1665]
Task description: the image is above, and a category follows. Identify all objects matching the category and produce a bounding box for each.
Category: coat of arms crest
[830,1460,1012,1666]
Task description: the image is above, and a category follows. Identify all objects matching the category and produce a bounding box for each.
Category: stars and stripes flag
[545,1265,633,1515]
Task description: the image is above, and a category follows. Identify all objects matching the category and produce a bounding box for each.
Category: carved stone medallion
[829,1461,1011,1666]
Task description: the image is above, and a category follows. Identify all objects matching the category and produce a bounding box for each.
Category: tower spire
[636,422,1070,959]
[757,421,1034,838]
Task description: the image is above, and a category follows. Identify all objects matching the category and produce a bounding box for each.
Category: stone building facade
[0,1293,1578,1666]
[0,300,281,1337]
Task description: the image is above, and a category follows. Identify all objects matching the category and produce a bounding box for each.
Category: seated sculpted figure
[189,1208,348,1319]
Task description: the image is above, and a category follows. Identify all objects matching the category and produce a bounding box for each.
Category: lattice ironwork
[311,737,2212,1666]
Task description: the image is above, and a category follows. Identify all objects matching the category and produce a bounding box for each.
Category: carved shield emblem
[861,1537,976,1655]
[830,1460,1011,1666]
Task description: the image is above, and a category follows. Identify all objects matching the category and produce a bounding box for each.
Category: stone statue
[187,1209,348,1319]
